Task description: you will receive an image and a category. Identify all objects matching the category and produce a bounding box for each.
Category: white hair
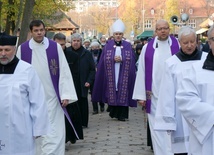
[178,26,196,41]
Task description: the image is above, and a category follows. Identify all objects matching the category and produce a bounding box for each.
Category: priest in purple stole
[133,20,180,155]
[16,20,78,155]
[92,19,137,121]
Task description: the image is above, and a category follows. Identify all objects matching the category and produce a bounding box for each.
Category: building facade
[65,0,214,39]
[64,0,118,12]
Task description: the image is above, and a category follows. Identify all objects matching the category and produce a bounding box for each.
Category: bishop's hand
[114,56,122,63]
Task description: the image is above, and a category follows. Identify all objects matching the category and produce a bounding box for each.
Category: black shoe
[92,111,98,115]
[70,139,76,144]
[118,118,125,121]
[142,106,145,111]
[100,107,104,112]
[106,106,111,112]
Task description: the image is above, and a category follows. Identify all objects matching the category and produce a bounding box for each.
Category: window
[188,19,196,28]
[151,8,155,15]
[189,9,193,14]
[144,20,152,29]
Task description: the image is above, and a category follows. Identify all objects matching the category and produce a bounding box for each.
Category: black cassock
[65,101,83,142]
[64,47,83,142]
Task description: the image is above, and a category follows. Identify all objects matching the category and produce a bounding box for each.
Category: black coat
[64,47,79,90]
[71,46,96,98]
[64,47,84,141]
[202,41,210,53]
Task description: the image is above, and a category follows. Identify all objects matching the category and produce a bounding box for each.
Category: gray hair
[71,33,83,42]
[178,26,196,41]
[207,25,214,38]
[53,33,66,41]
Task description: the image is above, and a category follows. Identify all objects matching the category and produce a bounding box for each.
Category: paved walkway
[65,102,154,155]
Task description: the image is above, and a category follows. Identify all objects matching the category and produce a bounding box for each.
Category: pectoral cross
[0,140,5,150]
[50,59,59,75]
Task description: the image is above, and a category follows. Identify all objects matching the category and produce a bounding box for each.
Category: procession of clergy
[1,17,214,155]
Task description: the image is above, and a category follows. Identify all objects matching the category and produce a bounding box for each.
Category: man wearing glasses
[133,19,179,155]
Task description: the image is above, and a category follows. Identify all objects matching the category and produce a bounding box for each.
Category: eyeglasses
[156,27,169,31]
[209,37,214,41]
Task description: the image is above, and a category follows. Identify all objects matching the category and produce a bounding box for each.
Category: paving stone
[65,99,154,155]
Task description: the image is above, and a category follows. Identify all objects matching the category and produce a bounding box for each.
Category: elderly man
[0,33,49,155]
[176,25,214,155]
[92,19,137,121]
[16,20,77,155]
[70,33,96,128]
[132,19,180,155]
[154,26,207,155]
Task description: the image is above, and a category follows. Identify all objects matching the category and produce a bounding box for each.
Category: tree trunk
[5,0,14,34]
[13,0,24,36]
[18,0,35,46]
[0,1,2,32]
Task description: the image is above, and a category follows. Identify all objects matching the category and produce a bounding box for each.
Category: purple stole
[21,40,79,139]
[145,36,179,113]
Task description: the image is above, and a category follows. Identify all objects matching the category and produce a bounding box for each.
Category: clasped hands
[114,55,122,63]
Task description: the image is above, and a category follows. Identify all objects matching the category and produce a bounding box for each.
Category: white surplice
[154,52,207,153]
[133,36,178,155]
[17,37,78,155]
[115,46,122,91]
[0,60,49,155]
[176,60,214,155]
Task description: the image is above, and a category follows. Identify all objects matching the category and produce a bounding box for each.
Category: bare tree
[88,6,113,36]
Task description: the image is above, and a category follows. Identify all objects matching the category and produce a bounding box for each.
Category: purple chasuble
[145,36,179,113]
[21,40,79,139]
[92,40,137,107]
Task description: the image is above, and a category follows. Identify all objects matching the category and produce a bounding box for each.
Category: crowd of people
[0,18,214,155]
